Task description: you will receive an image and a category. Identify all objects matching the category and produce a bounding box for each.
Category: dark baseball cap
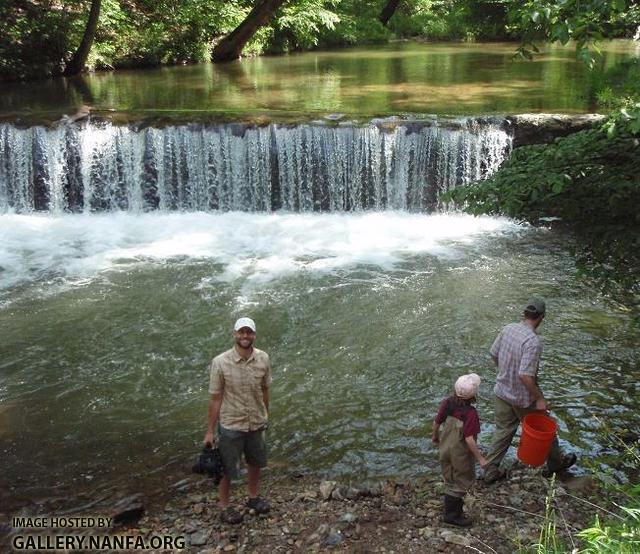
[524,297,546,315]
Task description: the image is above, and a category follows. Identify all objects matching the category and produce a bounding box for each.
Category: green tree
[0,0,76,80]
[268,0,340,52]
[507,0,640,66]
[379,0,402,26]
[212,0,289,62]
[64,0,102,75]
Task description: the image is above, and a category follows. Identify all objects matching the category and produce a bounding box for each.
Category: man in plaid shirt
[483,298,576,484]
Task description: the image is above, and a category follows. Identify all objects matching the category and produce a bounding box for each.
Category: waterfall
[0,120,511,213]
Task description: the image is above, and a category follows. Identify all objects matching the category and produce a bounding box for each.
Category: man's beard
[236,338,254,349]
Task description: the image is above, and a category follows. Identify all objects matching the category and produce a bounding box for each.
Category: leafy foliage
[578,509,640,553]
[443,125,640,226]
[269,0,341,51]
[508,0,640,66]
[0,0,79,80]
[441,101,640,305]
[2,0,637,81]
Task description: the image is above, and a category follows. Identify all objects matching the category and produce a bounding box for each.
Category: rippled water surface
[1,212,638,511]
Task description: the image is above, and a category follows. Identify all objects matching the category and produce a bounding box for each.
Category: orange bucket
[517,413,557,467]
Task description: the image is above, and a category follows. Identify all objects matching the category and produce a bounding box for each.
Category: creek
[1,41,639,513]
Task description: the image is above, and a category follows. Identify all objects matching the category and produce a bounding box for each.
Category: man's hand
[521,375,548,411]
[204,430,216,446]
[534,396,549,411]
[431,433,439,444]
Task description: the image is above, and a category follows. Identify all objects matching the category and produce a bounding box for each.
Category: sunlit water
[2,41,639,120]
[1,212,638,512]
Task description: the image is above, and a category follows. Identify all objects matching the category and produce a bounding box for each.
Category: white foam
[0,212,521,291]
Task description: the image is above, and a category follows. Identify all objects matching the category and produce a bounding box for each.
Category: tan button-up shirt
[208,347,272,432]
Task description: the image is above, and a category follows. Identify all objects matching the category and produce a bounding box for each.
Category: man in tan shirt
[204,317,272,524]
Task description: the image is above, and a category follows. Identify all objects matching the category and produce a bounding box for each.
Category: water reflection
[2,41,638,120]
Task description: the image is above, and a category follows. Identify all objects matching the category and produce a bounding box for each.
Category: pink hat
[454,373,481,399]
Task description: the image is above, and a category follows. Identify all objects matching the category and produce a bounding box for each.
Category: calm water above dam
[2,41,639,121]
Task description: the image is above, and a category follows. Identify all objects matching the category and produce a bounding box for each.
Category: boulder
[505,113,606,148]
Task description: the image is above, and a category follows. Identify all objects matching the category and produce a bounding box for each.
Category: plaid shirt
[490,322,542,408]
[209,347,272,432]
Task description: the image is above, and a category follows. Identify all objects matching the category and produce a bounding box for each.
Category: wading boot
[442,494,472,527]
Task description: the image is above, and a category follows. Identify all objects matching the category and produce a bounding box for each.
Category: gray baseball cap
[524,297,546,315]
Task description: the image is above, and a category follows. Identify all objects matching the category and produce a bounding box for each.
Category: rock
[183,520,201,533]
[295,490,318,502]
[171,478,191,489]
[308,523,329,542]
[109,494,145,525]
[344,487,360,500]
[506,113,606,148]
[189,530,210,546]
[339,512,357,523]
[360,483,383,497]
[223,544,236,552]
[324,531,343,547]
[419,527,435,538]
[443,532,471,547]
[562,475,596,494]
[413,518,428,528]
[193,503,204,514]
[320,481,337,501]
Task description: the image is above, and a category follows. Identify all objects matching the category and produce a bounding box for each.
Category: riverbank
[121,465,604,553]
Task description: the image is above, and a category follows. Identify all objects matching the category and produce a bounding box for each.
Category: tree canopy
[1,0,638,81]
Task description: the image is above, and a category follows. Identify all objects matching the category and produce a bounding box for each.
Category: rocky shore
[126,464,607,553]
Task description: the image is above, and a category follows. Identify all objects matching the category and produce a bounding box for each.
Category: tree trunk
[64,0,101,76]
[379,0,401,26]
[212,0,287,63]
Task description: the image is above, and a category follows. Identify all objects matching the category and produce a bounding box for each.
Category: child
[432,373,487,527]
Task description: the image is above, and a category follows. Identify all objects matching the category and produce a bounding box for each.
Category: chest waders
[438,412,474,527]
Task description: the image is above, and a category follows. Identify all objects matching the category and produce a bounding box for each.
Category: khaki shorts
[217,424,267,479]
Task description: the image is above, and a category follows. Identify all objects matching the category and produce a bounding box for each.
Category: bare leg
[218,476,231,509]
[247,464,261,498]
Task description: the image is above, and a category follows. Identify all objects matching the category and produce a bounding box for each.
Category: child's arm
[431,420,440,443]
[464,435,487,467]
